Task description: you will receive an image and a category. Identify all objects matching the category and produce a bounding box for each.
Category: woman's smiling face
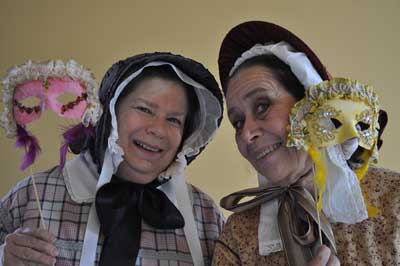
[226,65,313,186]
[115,77,188,184]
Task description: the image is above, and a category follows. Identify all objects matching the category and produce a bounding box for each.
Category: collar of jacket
[63,151,98,203]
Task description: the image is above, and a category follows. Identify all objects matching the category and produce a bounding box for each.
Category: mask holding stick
[0,60,101,229]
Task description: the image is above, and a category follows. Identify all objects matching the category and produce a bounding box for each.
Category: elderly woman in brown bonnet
[212,21,399,266]
[0,52,224,266]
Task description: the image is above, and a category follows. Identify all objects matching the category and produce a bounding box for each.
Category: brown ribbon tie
[220,183,336,266]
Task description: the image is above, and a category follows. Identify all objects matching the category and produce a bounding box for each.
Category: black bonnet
[90,52,223,171]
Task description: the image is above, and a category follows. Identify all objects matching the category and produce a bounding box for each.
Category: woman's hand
[309,245,340,266]
[3,228,58,266]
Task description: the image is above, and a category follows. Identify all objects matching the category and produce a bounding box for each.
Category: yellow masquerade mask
[307,98,377,150]
[288,78,379,163]
[287,78,380,217]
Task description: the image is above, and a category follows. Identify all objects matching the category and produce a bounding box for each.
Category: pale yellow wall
[1,0,399,217]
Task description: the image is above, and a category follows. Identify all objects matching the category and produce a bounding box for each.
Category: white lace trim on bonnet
[230,41,367,256]
[79,61,221,266]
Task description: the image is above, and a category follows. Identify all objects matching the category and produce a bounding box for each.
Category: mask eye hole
[356,121,370,131]
[14,97,41,114]
[57,93,79,105]
[17,97,41,108]
[330,118,342,129]
[58,92,87,114]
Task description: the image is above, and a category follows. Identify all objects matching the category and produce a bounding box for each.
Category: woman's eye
[136,106,152,114]
[232,119,243,131]
[167,117,182,126]
[255,102,269,115]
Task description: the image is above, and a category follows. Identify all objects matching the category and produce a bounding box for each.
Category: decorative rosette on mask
[0,60,102,170]
[287,77,380,220]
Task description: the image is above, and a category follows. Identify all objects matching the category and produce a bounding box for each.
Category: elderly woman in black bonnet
[212,21,399,266]
[1,52,224,266]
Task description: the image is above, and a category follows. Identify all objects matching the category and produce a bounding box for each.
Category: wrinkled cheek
[119,141,133,158]
[117,131,129,151]
[175,133,184,151]
[236,142,249,161]
[292,148,312,170]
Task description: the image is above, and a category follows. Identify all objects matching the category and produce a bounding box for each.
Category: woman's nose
[146,117,167,139]
[242,118,262,143]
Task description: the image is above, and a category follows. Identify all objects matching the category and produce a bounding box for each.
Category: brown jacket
[212,167,400,265]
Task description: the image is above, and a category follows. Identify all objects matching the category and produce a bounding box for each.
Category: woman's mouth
[134,140,162,153]
[256,142,282,160]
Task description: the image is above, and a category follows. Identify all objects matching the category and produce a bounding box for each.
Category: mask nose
[346,121,360,140]
[336,118,361,148]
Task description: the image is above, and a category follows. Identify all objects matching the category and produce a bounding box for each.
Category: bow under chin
[95,177,184,266]
[220,180,336,266]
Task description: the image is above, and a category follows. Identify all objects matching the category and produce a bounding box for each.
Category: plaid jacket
[0,154,224,266]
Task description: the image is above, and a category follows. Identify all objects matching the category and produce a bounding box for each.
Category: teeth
[256,143,281,160]
[135,141,161,152]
